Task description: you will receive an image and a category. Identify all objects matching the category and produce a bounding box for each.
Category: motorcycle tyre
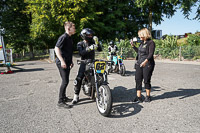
[90,86,96,101]
[96,85,112,117]
[107,68,112,75]
[120,64,126,76]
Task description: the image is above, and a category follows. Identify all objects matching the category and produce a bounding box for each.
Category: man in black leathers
[72,28,102,104]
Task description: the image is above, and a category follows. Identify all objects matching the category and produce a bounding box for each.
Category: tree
[134,0,176,32]
[176,0,200,21]
[89,0,147,40]
[134,0,200,32]
[0,0,34,57]
[25,0,101,49]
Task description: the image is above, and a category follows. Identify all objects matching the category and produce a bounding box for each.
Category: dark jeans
[56,63,71,103]
[135,63,155,90]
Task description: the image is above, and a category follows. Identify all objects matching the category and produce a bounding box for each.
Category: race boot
[72,77,81,104]
[72,94,79,105]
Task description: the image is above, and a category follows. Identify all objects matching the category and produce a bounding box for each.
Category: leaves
[0,0,199,54]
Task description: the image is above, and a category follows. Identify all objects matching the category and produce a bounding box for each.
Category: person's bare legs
[146,89,150,96]
[133,90,143,103]
[137,90,142,97]
[145,89,151,102]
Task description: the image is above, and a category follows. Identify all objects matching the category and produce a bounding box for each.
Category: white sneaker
[72,94,79,104]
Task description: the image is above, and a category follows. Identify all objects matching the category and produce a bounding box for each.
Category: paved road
[0,58,200,133]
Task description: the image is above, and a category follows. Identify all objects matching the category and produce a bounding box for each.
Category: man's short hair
[64,21,75,29]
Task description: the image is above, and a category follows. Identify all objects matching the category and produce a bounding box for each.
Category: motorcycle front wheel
[96,85,112,117]
[107,63,112,75]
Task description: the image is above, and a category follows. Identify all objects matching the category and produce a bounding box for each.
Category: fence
[154,45,200,61]
[96,45,200,61]
[10,45,200,62]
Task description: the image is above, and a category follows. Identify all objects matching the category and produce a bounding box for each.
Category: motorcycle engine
[82,83,92,96]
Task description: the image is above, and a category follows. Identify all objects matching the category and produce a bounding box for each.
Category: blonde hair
[138,28,151,40]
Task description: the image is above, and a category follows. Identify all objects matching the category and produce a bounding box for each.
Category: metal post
[49,49,55,62]
[179,46,182,61]
[10,49,13,64]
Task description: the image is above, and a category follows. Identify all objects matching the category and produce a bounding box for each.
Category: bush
[187,34,200,46]
[117,39,136,59]
[98,39,137,59]
[154,35,178,59]
[153,39,162,48]
[161,35,178,48]
[97,35,200,60]
[177,37,187,46]
[181,45,200,59]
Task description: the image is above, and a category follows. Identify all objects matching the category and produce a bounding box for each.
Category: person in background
[108,41,119,71]
[130,28,155,103]
[72,28,102,104]
[55,21,76,108]
[108,40,118,60]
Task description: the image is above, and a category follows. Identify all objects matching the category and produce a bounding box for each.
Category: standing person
[108,40,118,60]
[108,41,118,72]
[130,28,155,103]
[55,21,76,108]
[72,28,102,104]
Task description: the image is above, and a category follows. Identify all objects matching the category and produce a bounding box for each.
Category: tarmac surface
[0,58,200,133]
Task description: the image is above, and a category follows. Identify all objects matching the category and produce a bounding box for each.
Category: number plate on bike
[95,61,106,73]
[118,56,122,59]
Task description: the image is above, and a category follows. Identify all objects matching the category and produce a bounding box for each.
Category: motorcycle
[107,55,126,76]
[77,59,113,117]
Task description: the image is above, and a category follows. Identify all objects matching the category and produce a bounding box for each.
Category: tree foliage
[94,0,147,40]
[25,0,102,49]
[0,0,31,53]
[0,0,199,54]
[134,0,200,31]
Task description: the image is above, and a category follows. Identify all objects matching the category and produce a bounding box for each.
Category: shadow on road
[112,86,134,103]
[73,98,95,106]
[153,88,200,101]
[110,86,143,118]
[110,85,163,118]
[124,70,135,76]
[11,66,44,73]
[110,103,143,118]
[107,70,135,76]
[151,86,162,91]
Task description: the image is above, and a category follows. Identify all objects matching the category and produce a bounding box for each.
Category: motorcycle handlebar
[77,59,113,65]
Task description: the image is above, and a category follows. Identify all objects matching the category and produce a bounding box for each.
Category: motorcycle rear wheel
[120,64,126,76]
[96,85,112,117]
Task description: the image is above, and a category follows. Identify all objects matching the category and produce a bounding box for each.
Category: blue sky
[153,7,200,36]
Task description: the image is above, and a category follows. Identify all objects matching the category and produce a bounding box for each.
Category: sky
[153,7,200,36]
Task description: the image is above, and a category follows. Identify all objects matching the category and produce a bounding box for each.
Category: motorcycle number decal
[95,61,106,73]
[118,56,122,59]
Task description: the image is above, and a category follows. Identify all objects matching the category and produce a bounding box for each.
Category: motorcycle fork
[93,68,100,100]
[118,59,121,70]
